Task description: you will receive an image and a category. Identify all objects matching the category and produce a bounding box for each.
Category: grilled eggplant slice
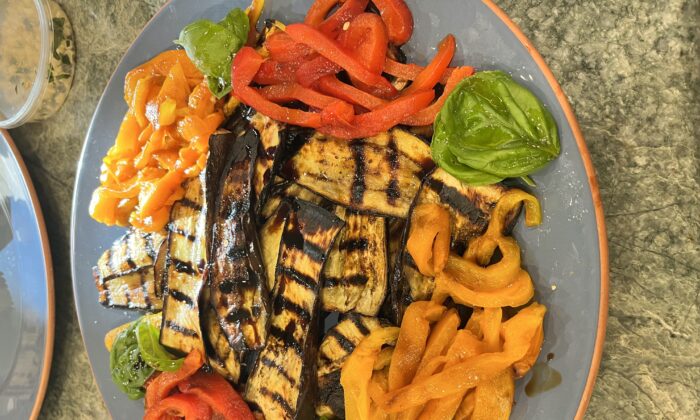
[281,128,434,218]
[261,179,330,221]
[390,168,516,321]
[94,229,166,311]
[160,133,232,355]
[321,209,388,316]
[316,314,390,419]
[259,202,290,293]
[203,303,242,383]
[209,129,270,352]
[245,200,344,420]
[250,112,315,217]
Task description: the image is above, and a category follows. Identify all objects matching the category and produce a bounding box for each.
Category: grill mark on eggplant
[349,313,371,336]
[177,197,203,212]
[168,289,194,307]
[326,329,355,353]
[164,320,199,338]
[386,138,401,205]
[341,238,369,252]
[172,259,196,276]
[349,140,366,206]
[425,177,484,224]
[167,226,196,242]
[246,200,343,420]
[209,130,269,352]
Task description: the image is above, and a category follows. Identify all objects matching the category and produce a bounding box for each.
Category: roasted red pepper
[233,47,323,127]
[402,34,456,95]
[318,0,369,38]
[285,23,397,98]
[371,0,414,45]
[317,75,386,110]
[144,350,204,409]
[253,60,299,85]
[305,0,342,26]
[294,55,342,87]
[339,13,389,92]
[178,371,255,420]
[143,393,212,420]
[402,66,474,126]
[260,82,340,109]
[318,89,434,138]
[264,32,314,63]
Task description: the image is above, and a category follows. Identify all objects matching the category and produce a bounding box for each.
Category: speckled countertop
[9,0,699,418]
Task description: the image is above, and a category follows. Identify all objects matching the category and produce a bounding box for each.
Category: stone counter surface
[8,0,698,418]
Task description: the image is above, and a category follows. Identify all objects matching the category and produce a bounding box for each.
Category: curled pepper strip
[341,327,400,420]
[388,301,446,391]
[445,236,522,291]
[375,303,546,413]
[432,268,534,308]
[406,204,451,277]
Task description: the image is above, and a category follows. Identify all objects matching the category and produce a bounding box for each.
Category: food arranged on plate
[89,0,561,418]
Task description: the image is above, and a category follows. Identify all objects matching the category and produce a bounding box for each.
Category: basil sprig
[432,71,560,185]
[175,8,250,98]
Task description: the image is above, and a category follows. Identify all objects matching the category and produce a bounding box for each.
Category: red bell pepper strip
[371,0,414,45]
[401,66,474,126]
[320,99,356,126]
[264,32,314,63]
[384,58,473,85]
[143,393,212,420]
[285,23,397,98]
[317,75,386,110]
[178,371,255,420]
[260,83,341,109]
[401,35,456,95]
[318,89,434,139]
[144,350,204,409]
[318,0,370,39]
[339,13,389,92]
[305,0,341,26]
[232,47,323,127]
[295,55,342,87]
[253,60,300,85]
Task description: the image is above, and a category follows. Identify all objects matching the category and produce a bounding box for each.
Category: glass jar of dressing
[0,0,75,128]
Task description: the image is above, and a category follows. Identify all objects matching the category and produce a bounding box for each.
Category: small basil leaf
[219,8,249,46]
[136,321,184,372]
[175,8,248,98]
[432,70,560,184]
[109,321,154,399]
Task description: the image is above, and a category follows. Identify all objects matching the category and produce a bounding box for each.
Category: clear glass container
[0,0,75,128]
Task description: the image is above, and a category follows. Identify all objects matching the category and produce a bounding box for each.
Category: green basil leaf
[136,321,184,372]
[175,8,248,98]
[109,321,154,399]
[432,70,560,183]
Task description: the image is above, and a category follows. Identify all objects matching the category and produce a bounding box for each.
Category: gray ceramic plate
[71,1,609,418]
[0,129,54,420]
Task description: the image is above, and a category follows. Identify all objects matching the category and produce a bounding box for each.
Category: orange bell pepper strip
[480,307,503,352]
[454,391,476,420]
[401,35,455,96]
[177,371,255,420]
[485,189,542,238]
[406,203,452,277]
[143,393,212,420]
[445,236,521,291]
[432,268,534,308]
[317,89,434,139]
[284,23,397,98]
[145,350,204,409]
[376,303,545,413]
[371,0,414,45]
[471,370,515,420]
[341,327,400,420]
[401,65,475,126]
[388,301,445,391]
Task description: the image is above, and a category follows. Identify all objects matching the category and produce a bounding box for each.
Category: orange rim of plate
[1,129,55,420]
[481,1,609,418]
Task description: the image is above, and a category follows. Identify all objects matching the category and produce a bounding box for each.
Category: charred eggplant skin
[209,128,271,352]
[245,199,344,420]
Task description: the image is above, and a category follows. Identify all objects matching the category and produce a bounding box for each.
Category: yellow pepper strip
[341,327,400,420]
[505,303,547,378]
[454,391,475,420]
[446,236,521,291]
[480,307,503,352]
[406,203,452,277]
[433,269,534,308]
[388,301,446,391]
[486,189,542,237]
[374,347,395,371]
[245,0,266,45]
[376,303,545,413]
[415,330,484,420]
[471,369,515,420]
